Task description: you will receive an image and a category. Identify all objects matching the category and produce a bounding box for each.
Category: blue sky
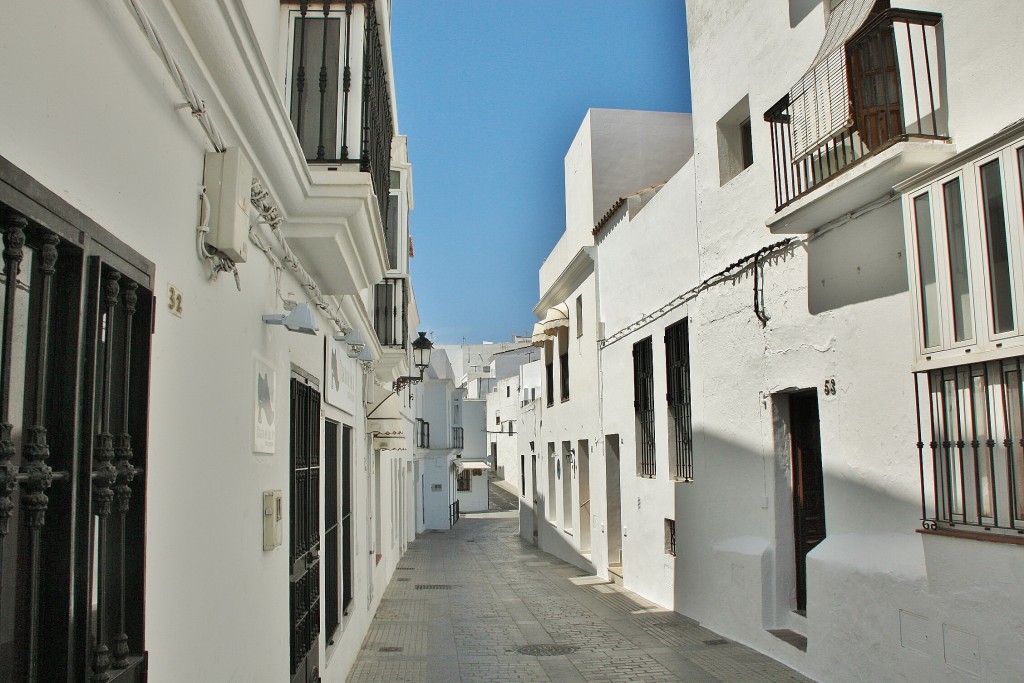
[391,1,692,344]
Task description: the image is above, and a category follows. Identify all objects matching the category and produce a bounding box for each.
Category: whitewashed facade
[0,1,421,682]
[523,2,1024,681]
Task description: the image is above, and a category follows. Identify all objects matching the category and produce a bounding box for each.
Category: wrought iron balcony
[373,276,408,348]
[764,8,946,212]
[287,1,393,228]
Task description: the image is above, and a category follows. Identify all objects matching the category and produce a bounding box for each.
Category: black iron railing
[373,277,408,347]
[915,359,1024,537]
[449,499,460,528]
[287,1,393,228]
[666,519,676,557]
[545,362,554,407]
[452,427,464,449]
[764,9,946,211]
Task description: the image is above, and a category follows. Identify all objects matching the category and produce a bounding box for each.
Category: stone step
[608,563,624,586]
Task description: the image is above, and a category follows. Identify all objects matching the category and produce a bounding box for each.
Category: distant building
[523,2,1024,680]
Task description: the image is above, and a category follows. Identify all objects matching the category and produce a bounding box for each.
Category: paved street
[488,474,520,512]
[348,515,814,683]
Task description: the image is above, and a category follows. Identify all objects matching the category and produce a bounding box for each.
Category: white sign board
[254,359,276,454]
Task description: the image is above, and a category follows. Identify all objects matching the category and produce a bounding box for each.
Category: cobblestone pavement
[488,474,520,512]
[347,516,814,683]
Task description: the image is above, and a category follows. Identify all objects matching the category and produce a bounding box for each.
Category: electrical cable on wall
[196,187,241,290]
[117,0,367,341]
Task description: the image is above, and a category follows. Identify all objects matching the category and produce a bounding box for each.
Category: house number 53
[168,284,184,318]
[823,378,836,396]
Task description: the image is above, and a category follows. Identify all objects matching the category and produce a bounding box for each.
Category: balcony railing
[764,9,946,211]
[287,1,393,227]
[452,427,464,449]
[373,276,408,347]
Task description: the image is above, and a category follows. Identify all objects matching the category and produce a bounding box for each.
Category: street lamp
[394,332,434,392]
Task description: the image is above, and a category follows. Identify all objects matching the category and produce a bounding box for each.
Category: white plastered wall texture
[680,0,1024,680]
[0,2,413,682]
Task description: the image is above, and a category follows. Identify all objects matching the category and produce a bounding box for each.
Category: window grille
[665,320,693,481]
[290,376,321,678]
[457,470,471,492]
[633,337,656,477]
[560,352,570,402]
[452,427,463,449]
[665,519,677,556]
[546,362,554,407]
[416,419,430,449]
[0,162,154,681]
[915,358,1024,535]
[373,277,407,347]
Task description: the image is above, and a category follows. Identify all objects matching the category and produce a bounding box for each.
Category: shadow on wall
[789,0,820,28]
[806,204,909,314]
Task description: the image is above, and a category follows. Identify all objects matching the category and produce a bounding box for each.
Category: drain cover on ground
[414,584,451,590]
[516,644,578,656]
[396,567,415,570]
[703,638,729,646]
[396,578,410,582]
[378,646,403,653]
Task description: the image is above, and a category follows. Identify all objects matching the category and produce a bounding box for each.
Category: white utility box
[203,147,251,262]
[263,489,283,551]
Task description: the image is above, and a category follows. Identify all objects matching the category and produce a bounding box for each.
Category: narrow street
[348,514,813,683]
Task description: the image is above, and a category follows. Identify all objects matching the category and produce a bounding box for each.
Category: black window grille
[915,358,1024,536]
[665,519,676,556]
[324,421,340,641]
[452,427,463,449]
[290,375,321,680]
[286,1,393,229]
[546,361,554,407]
[416,419,429,449]
[373,277,407,347]
[456,470,471,492]
[340,425,353,613]
[633,337,656,478]
[560,352,570,402]
[665,320,693,481]
[0,158,154,682]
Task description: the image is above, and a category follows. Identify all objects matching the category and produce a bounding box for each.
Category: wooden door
[848,18,903,150]
[790,392,826,614]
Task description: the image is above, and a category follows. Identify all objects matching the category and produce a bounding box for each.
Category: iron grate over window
[290,376,322,678]
[633,337,656,477]
[665,319,693,481]
[915,358,1024,536]
[0,158,156,681]
[560,352,570,402]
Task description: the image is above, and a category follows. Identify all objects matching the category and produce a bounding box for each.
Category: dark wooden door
[790,392,826,614]
[848,17,903,150]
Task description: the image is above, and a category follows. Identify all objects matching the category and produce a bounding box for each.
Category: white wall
[0,3,416,682]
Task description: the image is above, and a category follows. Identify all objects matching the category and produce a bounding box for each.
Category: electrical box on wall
[203,147,251,262]
[263,490,283,551]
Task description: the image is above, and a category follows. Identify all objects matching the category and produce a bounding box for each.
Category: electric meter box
[263,489,283,551]
[203,147,251,262]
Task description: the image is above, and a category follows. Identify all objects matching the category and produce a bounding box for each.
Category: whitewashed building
[523,1,1024,681]
[0,1,422,682]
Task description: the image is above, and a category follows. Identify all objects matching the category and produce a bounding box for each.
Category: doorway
[789,392,825,614]
[578,440,591,552]
[531,453,538,542]
[605,435,622,566]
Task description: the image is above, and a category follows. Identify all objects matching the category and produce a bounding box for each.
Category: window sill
[563,528,573,536]
[561,398,570,403]
[917,526,1024,546]
[671,476,694,483]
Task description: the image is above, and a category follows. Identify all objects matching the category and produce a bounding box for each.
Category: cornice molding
[534,247,594,317]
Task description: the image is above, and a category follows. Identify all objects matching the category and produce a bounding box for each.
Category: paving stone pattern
[347,516,815,682]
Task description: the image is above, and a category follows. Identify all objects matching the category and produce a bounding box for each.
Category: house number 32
[167,284,184,318]
[823,378,836,396]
